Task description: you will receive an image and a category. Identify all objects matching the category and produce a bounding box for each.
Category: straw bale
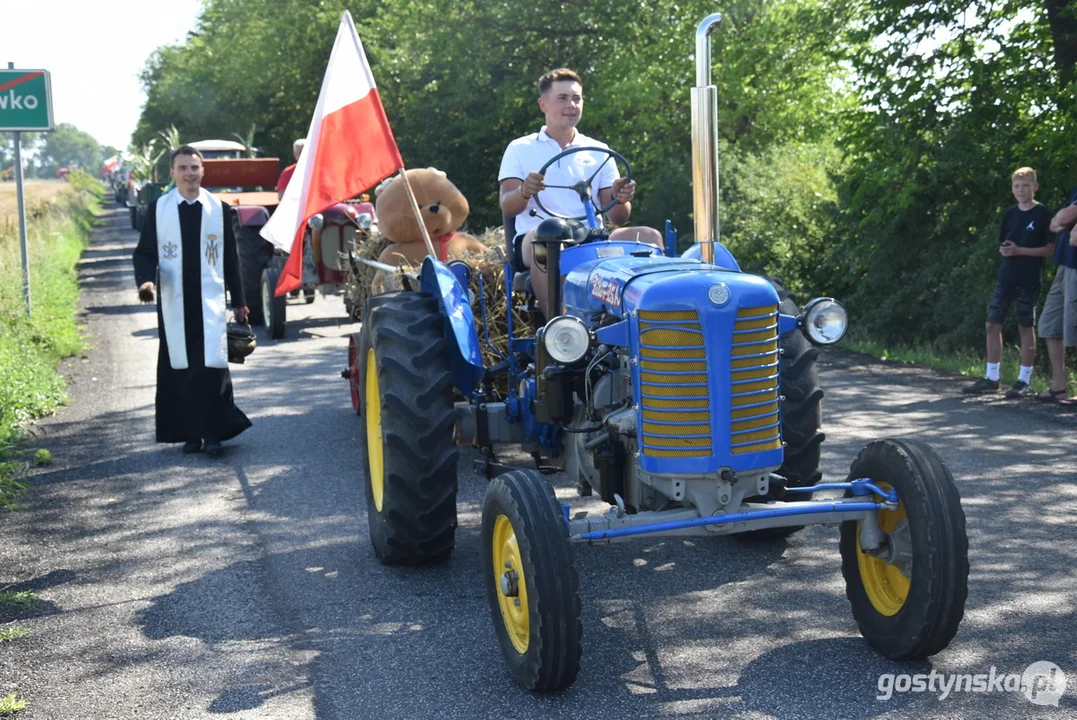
[341,228,537,389]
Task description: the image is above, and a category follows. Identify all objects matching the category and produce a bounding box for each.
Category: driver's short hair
[538,68,582,96]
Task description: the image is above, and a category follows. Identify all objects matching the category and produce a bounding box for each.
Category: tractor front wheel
[840,438,968,659]
[483,469,582,692]
[358,291,458,564]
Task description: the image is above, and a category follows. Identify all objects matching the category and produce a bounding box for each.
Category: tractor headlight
[356,212,373,230]
[543,316,591,364]
[802,298,847,345]
[307,213,324,230]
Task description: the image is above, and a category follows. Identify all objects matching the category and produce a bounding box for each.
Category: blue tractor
[350,13,968,692]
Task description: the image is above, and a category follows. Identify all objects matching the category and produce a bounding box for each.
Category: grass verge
[0,625,28,642]
[0,694,27,715]
[841,333,1077,394]
[0,591,38,612]
[0,173,101,508]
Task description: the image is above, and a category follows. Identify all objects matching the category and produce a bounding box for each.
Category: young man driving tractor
[497,68,661,315]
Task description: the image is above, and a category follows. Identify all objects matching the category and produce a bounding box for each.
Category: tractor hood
[561,248,785,476]
[561,247,776,321]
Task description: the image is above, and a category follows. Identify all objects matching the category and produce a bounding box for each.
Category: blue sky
[3,0,202,149]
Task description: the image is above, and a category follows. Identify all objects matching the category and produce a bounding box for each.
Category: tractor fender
[233,205,270,228]
[420,257,484,394]
[680,242,741,272]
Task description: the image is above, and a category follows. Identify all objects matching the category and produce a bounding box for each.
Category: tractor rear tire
[741,280,824,539]
[483,469,582,692]
[358,291,458,564]
[262,267,287,339]
[839,439,968,659]
[238,227,272,325]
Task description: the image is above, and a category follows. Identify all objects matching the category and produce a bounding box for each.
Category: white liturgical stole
[155,187,228,370]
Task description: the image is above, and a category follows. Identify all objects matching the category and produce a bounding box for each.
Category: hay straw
[342,228,537,394]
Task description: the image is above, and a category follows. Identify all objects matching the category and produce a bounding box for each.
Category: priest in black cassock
[133,145,252,456]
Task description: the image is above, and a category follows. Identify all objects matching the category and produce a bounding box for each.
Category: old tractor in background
[198,145,377,339]
[349,12,969,692]
[130,139,252,232]
[243,197,376,340]
[131,139,375,339]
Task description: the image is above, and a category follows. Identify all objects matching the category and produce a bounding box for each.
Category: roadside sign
[0,69,53,131]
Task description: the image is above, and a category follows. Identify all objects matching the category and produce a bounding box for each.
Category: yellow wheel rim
[492,514,530,653]
[857,482,911,616]
[365,348,384,513]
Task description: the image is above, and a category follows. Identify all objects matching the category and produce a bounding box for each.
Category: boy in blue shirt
[965,168,1054,396]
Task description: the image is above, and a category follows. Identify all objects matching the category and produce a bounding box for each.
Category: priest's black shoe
[203,440,224,456]
[182,440,202,454]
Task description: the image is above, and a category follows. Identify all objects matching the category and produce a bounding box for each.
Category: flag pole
[396,168,438,260]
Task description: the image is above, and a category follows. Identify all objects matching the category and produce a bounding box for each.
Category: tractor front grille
[730,304,782,454]
[638,310,712,458]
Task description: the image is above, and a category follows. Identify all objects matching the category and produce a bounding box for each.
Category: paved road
[1,204,1075,719]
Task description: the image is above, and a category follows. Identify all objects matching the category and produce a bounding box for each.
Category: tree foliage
[132,0,1076,351]
[834,0,1076,349]
[38,123,101,177]
[134,0,845,231]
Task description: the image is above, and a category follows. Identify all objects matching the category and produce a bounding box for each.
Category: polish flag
[260,10,403,295]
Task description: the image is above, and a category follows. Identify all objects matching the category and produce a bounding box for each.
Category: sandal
[1035,388,1068,403]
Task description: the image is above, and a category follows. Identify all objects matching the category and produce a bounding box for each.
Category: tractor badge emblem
[708,283,730,305]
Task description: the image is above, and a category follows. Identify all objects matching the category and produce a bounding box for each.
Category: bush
[0,176,100,446]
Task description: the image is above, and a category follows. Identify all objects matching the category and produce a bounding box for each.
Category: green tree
[135,0,848,235]
[38,123,100,177]
[363,0,848,231]
[834,0,1076,349]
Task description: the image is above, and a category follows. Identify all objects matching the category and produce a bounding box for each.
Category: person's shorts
[1037,266,1077,346]
[987,280,1039,326]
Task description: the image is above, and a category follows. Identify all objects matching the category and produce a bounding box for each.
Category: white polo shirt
[498,126,620,237]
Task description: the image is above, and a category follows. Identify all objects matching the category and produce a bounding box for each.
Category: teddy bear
[373,168,490,288]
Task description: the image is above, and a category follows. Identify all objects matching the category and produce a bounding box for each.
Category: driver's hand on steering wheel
[612,177,636,204]
[521,171,545,200]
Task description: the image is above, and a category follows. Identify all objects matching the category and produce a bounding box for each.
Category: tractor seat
[502,213,532,297]
[504,214,591,274]
[504,214,526,273]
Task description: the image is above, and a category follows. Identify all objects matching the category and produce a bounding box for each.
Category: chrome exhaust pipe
[691,13,722,265]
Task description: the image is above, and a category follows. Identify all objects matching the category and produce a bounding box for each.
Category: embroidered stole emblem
[205,240,219,265]
[163,241,178,260]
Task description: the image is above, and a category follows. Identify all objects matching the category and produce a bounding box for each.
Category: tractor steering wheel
[532,146,632,223]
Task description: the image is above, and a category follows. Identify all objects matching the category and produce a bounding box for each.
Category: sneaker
[962,378,1000,394]
[1004,380,1033,399]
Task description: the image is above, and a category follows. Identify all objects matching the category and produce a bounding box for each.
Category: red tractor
[260,199,377,334]
[203,155,374,338]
